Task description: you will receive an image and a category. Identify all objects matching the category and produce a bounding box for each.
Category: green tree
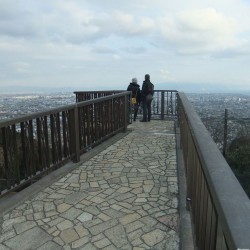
[226,137,250,198]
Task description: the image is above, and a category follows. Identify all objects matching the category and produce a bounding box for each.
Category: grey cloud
[0,2,42,39]
[122,47,146,54]
[0,0,156,45]
[211,46,250,58]
[0,21,39,38]
[92,46,116,54]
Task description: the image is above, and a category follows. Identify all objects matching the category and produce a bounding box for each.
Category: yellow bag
[131,98,137,104]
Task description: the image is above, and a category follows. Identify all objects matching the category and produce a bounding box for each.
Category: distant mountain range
[1,82,250,95]
[156,82,250,95]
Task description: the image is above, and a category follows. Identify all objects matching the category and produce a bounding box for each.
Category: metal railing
[0,92,130,196]
[177,92,250,249]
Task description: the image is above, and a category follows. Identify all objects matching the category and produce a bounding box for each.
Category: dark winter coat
[127,82,141,104]
[141,79,154,100]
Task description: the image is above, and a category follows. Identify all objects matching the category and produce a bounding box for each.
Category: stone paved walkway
[0,120,179,250]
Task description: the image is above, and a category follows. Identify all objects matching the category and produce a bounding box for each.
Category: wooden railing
[74,90,178,119]
[0,92,130,196]
[74,90,123,102]
[177,92,250,249]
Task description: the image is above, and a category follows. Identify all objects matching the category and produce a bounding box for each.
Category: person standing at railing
[127,78,141,121]
[140,74,154,122]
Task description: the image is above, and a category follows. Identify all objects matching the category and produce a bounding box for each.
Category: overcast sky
[1,0,250,93]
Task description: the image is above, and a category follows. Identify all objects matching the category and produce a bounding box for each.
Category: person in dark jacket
[127,78,141,121]
[140,74,154,122]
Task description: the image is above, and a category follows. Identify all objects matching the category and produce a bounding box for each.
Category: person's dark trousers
[147,100,152,121]
[133,104,139,121]
[142,100,147,121]
[142,99,152,121]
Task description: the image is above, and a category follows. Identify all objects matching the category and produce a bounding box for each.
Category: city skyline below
[1,1,250,93]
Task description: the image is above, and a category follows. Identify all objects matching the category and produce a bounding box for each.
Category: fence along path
[0,120,179,250]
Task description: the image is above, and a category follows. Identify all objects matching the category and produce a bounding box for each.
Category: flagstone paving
[0,120,179,250]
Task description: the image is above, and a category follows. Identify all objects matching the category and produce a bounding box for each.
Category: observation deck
[0,90,250,249]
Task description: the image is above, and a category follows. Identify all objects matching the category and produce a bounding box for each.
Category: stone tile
[93,237,111,248]
[90,182,99,188]
[139,216,158,229]
[47,193,65,199]
[48,217,64,227]
[80,243,97,250]
[45,211,59,217]
[1,216,26,232]
[72,236,90,248]
[0,230,16,243]
[119,213,141,225]
[53,236,64,246]
[14,221,36,234]
[52,230,60,236]
[77,212,93,222]
[34,212,45,220]
[4,227,52,249]
[98,213,111,221]
[90,196,106,204]
[83,206,100,215]
[107,178,121,185]
[60,228,79,244]
[57,189,73,195]
[110,204,123,211]
[88,219,118,236]
[36,241,61,250]
[141,229,166,247]
[83,218,102,228]
[103,245,117,250]
[117,187,131,193]
[134,198,147,203]
[91,233,105,242]
[0,244,9,250]
[157,214,179,232]
[104,224,128,248]
[44,202,56,212]
[103,208,125,219]
[64,191,87,205]
[125,221,144,233]
[57,203,72,213]
[127,229,144,241]
[143,185,154,193]
[74,225,89,237]
[57,219,74,230]
[60,207,83,220]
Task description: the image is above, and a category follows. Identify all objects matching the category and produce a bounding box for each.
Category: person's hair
[145,74,150,80]
[132,78,137,83]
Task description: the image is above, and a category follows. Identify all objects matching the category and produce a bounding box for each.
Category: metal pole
[223,109,228,157]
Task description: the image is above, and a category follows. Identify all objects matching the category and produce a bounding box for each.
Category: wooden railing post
[124,95,128,132]
[161,91,165,120]
[70,105,80,163]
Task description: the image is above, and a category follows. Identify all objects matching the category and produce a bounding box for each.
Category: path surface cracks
[0,120,179,250]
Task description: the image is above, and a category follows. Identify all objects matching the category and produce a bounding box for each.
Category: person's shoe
[133,118,136,121]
